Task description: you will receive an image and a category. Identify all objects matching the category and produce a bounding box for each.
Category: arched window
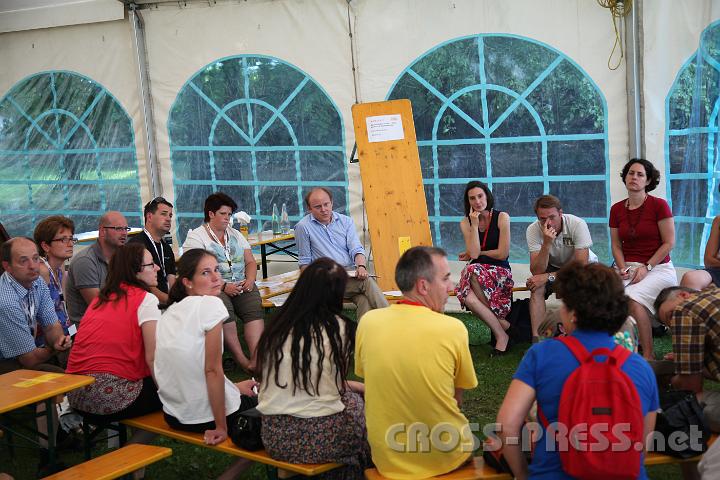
[665,21,720,267]
[169,55,347,241]
[0,71,142,235]
[387,34,609,261]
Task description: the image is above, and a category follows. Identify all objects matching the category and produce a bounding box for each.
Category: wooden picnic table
[247,230,297,279]
[257,269,301,308]
[0,369,94,470]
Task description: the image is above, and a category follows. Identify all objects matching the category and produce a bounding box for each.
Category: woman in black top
[456,181,514,355]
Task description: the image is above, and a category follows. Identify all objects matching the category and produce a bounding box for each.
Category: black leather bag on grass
[230,407,264,451]
[653,390,710,458]
[488,298,532,346]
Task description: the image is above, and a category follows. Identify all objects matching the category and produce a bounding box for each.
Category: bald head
[98,211,129,250]
[305,188,334,225]
[99,211,126,228]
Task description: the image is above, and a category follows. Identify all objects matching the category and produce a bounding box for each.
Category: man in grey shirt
[65,211,128,324]
[525,195,597,341]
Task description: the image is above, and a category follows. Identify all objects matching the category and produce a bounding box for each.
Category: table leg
[260,244,268,279]
[45,398,56,469]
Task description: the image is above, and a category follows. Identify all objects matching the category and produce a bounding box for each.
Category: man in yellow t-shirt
[356,246,478,479]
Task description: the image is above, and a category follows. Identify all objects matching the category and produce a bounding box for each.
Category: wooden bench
[41,444,171,480]
[365,434,718,479]
[258,270,301,309]
[365,457,510,480]
[121,411,339,477]
[258,270,530,309]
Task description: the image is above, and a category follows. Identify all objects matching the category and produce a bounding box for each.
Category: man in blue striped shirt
[295,187,388,319]
[0,237,71,374]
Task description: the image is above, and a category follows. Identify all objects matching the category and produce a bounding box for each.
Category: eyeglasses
[140,262,156,271]
[102,226,131,232]
[50,236,78,245]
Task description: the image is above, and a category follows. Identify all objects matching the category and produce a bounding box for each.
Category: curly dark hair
[256,258,355,396]
[620,158,660,192]
[554,262,629,334]
[203,192,237,222]
[462,180,494,217]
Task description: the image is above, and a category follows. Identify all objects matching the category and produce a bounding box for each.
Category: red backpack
[538,336,644,480]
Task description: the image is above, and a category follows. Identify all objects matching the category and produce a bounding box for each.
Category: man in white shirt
[525,195,597,341]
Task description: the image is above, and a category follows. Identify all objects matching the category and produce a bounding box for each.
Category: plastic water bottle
[280,203,290,234]
[271,203,281,235]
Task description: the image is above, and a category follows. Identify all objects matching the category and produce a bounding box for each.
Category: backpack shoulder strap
[538,337,589,429]
[557,335,590,363]
[609,344,633,368]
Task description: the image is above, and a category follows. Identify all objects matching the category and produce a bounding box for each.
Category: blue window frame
[665,21,720,267]
[169,55,347,242]
[0,71,142,235]
[387,34,609,262]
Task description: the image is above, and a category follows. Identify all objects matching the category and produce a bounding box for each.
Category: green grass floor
[0,312,693,479]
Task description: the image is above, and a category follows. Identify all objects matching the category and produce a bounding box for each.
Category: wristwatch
[547,273,556,283]
[356,265,367,270]
[646,264,653,271]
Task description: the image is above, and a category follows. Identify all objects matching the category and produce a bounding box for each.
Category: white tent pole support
[345,0,369,250]
[625,0,644,159]
[346,0,360,104]
[129,3,162,198]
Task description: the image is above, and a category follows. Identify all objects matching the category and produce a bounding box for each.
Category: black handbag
[229,407,264,451]
[482,442,513,474]
[652,390,711,458]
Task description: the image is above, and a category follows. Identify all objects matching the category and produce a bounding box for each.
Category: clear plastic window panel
[0,71,143,236]
[665,21,720,267]
[168,55,347,243]
[388,34,609,262]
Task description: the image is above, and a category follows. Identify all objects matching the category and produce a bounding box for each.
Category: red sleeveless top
[66,284,150,381]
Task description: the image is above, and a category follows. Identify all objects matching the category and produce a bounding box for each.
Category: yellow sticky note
[398,236,412,256]
[13,373,63,388]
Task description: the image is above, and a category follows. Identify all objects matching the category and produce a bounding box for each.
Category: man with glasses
[129,197,176,305]
[65,211,129,325]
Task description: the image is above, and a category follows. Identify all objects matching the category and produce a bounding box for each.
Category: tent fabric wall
[138,0,629,254]
[0,0,124,34]
[644,0,720,267]
[139,0,354,244]
[644,0,720,175]
[0,0,718,268]
[0,18,151,234]
[353,0,629,185]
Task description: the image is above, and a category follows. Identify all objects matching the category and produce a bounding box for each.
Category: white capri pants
[624,261,678,315]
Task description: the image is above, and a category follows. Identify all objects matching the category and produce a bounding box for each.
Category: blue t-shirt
[513,330,660,479]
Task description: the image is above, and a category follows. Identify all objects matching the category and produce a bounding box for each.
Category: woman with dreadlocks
[256,258,370,479]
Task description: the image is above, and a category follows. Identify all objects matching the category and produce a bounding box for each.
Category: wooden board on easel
[351,99,432,291]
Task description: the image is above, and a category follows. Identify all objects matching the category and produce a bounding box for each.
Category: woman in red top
[609,158,677,360]
[66,243,162,440]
